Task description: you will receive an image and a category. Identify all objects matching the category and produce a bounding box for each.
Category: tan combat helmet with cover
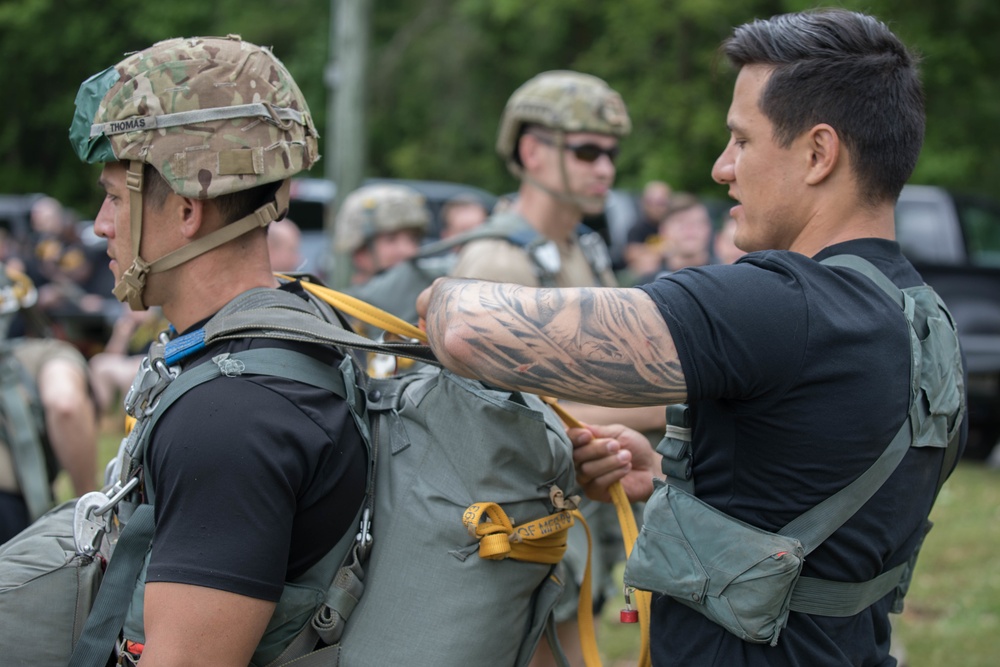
[69,35,319,309]
[495,70,630,210]
[335,184,430,255]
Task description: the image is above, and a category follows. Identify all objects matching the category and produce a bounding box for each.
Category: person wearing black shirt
[72,37,367,665]
[416,9,966,666]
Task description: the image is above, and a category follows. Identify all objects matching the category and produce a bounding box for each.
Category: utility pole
[326,0,371,288]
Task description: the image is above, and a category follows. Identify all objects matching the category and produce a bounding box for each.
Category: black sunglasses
[531,133,620,164]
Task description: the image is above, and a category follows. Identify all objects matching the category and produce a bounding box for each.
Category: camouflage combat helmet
[495,70,631,173]
[335,184,430,254]
[69,35,320,309]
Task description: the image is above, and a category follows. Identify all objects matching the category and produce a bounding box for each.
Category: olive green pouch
[624,481,804,646]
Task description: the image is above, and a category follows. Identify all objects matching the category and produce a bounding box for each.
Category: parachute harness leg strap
[544,396,652,667]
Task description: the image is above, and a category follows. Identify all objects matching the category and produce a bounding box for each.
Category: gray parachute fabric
[337,366,575,666]
[0,500,106,665]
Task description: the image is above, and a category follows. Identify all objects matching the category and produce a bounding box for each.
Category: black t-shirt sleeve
[636,258,809,405]
[146,377,336,601]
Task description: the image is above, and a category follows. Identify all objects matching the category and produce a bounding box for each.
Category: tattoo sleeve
[424,279,686,406]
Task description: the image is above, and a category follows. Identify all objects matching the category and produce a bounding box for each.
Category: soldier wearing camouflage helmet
[447,70,668,667]
[495,69,630,214]
[69,36,367,665]
[335,183,430,285]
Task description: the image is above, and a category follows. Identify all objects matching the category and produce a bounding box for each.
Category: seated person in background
[23,196,94,315]
[0,263,97,542]
[634,192,714,284]
[623,180,671,279]
[88,306,168,417]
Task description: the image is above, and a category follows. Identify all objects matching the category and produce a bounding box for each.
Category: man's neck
[160,247,277,333]
[789,200,896,257]
[514,184,583,242]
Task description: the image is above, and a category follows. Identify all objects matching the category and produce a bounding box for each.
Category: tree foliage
[3,0,998,218]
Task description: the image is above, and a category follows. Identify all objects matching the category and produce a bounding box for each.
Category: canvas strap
[783,254,963,616]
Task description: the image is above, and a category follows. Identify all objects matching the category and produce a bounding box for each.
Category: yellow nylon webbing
[544,397,652,667]
[283,277,427,342]
[464,502,576,565]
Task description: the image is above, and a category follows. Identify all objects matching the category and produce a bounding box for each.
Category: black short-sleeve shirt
[636,238,961,667]
[145,291,368,602]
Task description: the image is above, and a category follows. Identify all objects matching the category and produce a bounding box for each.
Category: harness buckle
[124,356,177,418]
[73,491,113,557]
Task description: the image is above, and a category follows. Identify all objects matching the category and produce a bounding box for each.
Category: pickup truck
[895,185,1000,459]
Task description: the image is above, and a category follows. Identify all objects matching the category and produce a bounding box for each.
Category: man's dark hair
[722,8,924,205]
[142,164,282,224]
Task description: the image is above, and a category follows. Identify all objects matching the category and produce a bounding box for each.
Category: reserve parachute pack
[624,254,965,646]
[1,277,635,667]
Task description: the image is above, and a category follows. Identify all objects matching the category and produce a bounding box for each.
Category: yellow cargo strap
[544,398,652,667]
[464,499,600,665]
[283,274,651,667]
[286,277,427,342]
[464,501,577,565]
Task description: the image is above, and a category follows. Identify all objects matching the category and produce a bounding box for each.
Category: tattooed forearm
[424,278,687,406]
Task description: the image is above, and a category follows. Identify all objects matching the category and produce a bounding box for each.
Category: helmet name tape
[90,103,308,138]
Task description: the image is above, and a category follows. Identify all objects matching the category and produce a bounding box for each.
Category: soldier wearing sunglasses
[449,70,667,667]
[450,70,628,290]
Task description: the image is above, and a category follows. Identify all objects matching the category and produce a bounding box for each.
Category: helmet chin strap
[112,160,291,310]
[509,132,606,213]
[111,161,149,310]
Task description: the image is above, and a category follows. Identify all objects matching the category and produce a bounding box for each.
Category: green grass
[891,462,1000,666]
[67,426,999,666]
[594,461,1000,666]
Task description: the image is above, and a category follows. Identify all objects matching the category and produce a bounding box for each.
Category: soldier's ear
[176,195,207,239]
[804,123,840,186]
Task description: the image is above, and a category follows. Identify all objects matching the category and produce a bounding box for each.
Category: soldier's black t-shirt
[145,288,367,602]
[637,238,964,667]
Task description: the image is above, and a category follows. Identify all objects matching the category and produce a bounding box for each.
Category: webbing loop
[463,502,574,565]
